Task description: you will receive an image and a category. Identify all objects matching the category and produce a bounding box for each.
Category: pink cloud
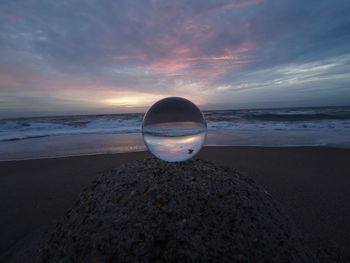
[186,43,254,63]
[151,60,190,72]
[0,74,19,87]
[0,70,63,91]
[147,41,255,83]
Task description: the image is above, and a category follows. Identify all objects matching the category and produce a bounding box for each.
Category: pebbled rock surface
[37,158,318,262]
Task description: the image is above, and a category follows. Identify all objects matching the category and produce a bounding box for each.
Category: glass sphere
[142,97,207,162]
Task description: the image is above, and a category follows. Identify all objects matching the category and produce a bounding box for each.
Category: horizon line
[1,104,349,120]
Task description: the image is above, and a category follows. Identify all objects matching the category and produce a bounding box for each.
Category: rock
[37,158,318,262]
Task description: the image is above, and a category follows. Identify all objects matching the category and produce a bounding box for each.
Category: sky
[1,0,350,118]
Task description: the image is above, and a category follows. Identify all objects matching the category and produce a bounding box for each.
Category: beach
[1,146,350,261]
[2,0,350,259]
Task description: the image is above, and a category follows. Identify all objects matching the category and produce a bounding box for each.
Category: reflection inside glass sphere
[142,97,207,162]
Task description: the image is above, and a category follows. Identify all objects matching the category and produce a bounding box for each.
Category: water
[0,113,142,142]
[143,132,207,162]
[0,106,349,160]
[142,97,207,162]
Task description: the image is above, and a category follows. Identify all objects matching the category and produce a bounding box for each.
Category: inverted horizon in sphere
[142,97,207,162]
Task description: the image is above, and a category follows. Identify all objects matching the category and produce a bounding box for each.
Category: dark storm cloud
[0,0,350,117]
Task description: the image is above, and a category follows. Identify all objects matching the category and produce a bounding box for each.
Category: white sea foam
[0,115,142,141]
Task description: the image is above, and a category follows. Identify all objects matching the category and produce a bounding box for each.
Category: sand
[0,146,350,261]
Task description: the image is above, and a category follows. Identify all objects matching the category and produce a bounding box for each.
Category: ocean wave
[243,113,350,121]
[142,122,207,137]
[204,107,350,122]
[1,107,349,142]
[0,114,143,142]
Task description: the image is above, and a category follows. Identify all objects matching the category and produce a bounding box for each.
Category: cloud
[0,0,350,117]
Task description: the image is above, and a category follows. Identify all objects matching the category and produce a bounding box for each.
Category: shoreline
[1,129,350,161]
[1,146,350,261]
[1,144,349,162]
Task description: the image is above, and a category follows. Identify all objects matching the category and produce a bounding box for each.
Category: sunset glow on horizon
[1,0,350,117]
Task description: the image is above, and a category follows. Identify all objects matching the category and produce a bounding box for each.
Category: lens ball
[142,97,207,162]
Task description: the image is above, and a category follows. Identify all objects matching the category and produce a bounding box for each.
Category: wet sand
[0,146,349,261]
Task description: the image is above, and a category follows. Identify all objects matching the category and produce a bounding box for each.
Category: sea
[0,106,349,161]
